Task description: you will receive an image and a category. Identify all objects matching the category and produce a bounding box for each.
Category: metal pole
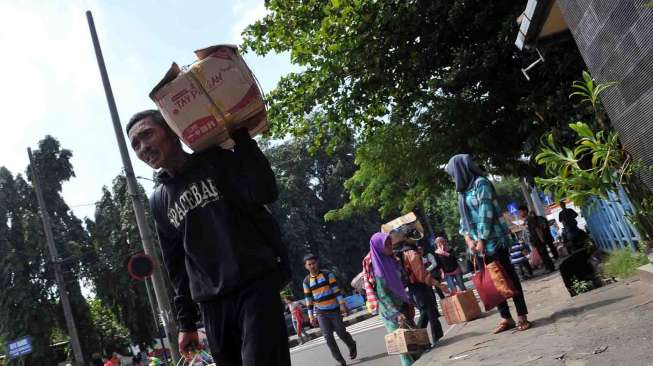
[27,148,85,366]
[144,279,170,366]
[85,10,180,363]
[520,178,536,213]
[530,186,547,216]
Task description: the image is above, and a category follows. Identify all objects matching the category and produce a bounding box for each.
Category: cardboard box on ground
[149,44,267,152]
[385,328,430,355]
[441,290,482,325]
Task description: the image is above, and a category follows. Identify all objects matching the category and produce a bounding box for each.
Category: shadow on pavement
[436,332,483,347]
[353,352,390,364]
[533,295,631,327]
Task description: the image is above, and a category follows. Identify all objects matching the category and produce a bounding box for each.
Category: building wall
[556,0,653,189]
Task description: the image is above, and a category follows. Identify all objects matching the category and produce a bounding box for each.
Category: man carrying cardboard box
[127,109,291,366]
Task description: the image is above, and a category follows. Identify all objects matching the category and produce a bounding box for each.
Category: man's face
[390,232,406,246]
[518,209,528,219]
[304,259,318,273]
[128,117,180,170]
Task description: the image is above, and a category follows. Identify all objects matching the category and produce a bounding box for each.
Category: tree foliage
[0,136,101,364]
[84,175,158,348]
[244,0,587,218]
[88,298,130,354]
[263,130,381,297]
[0,167,57,364]
[536,73,653,242]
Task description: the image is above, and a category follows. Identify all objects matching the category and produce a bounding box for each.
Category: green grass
[571,277,595,294]
[602,247,650,279]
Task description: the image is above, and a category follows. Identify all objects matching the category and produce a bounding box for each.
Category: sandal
[517,320,532,331]
[493,319,516,334]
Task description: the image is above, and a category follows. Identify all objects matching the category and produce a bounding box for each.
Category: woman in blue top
[446,154,531,333]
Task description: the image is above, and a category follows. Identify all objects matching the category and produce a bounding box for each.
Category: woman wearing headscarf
[369,232,415,366]
[445,154,531,333]
[433,237,467,292]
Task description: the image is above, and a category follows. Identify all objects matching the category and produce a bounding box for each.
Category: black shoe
[336,360,347,366]
[349,341,357,359]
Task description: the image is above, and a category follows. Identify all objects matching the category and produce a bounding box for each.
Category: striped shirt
[303,271,345,318]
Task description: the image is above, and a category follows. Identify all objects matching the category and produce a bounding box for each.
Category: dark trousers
[429,272,446,299]
[514,260,533,278]
[535,244,556,271]
[408,283,443,344]
[545,241,560,259]
[485,248,528,319]
[317,311,356,363]
[434,286,446,299]
[200,276,290,366]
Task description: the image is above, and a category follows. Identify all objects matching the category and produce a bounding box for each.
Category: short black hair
[126,109,173,136]
[518,205,529,212]
[303,253,317,263]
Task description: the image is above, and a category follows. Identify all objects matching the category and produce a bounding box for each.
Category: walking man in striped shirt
[303,254,357,366]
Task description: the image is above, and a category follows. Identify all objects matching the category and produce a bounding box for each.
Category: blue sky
[0,0,296,220]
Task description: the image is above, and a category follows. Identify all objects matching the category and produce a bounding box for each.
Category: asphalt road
[290,315,452,366]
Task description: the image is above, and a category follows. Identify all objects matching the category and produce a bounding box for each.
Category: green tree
[536,73,653,242]
[88,298,130,354]
[263,131,381,297]
[0,167,58,365]
[494,176,527,210]
[27,136,100,362]
[84,175,158,347]
[424,188,466,254]
[243,0,586,218]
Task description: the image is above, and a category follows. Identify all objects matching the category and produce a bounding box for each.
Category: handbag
[471,256,519,311]
[529,247,543,268]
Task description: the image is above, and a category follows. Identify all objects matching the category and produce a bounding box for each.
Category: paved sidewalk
[416,271,653,366]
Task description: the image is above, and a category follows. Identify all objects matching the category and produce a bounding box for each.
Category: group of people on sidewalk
[329,154,536,366]
[125,106,588,366]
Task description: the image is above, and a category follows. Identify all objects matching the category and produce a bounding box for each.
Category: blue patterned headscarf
[445,154,486,233]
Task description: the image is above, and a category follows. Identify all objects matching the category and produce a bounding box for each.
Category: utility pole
[27,148,85,366]
[520,178,536,213]
[85,11,180,364]
[144,279,170,362]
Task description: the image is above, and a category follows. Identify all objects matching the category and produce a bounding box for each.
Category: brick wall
[556,0,653,189]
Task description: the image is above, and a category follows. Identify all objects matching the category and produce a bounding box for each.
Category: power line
[69,202,98,208]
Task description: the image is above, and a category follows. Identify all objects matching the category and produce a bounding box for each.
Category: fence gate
[582,187,640,252]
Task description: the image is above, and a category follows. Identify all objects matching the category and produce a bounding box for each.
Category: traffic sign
[128,253,155,280]
[540,191,553,205]
[7,336,32,359]
[507,202,519,215]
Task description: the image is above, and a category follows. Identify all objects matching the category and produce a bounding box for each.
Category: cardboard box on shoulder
[150,45,267,151]
[384,328,430,355]
[441,290,482,325]
[381,212,425,244]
